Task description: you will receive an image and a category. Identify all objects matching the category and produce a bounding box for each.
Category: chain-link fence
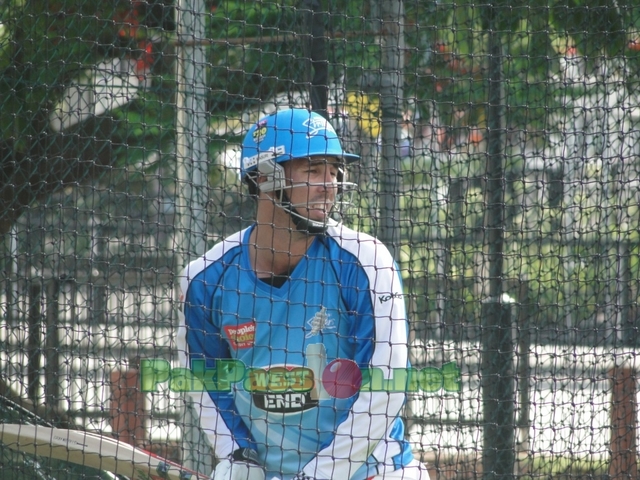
[2,1,640,479]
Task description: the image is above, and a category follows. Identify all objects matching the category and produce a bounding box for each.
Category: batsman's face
[283,157,340,222]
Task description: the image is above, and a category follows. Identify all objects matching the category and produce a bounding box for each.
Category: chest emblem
[306,307,336,338]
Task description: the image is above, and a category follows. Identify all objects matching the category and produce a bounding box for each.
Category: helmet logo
[303,117,335,138]
[252,120,268,143]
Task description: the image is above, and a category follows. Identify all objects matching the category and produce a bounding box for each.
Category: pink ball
[322,359,363,399]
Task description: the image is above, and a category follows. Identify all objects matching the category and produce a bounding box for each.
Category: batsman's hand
[210,448,265,480]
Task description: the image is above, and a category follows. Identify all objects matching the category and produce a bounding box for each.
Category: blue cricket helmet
[240,108,359,182]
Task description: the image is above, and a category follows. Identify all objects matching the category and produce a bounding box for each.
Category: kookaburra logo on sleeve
[379,292,403,303]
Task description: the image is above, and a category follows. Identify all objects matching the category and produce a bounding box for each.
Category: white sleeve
[302,243,408,479]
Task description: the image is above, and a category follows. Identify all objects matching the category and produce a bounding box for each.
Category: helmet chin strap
[276,190,336,235]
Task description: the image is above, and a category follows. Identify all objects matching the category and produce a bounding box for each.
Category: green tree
[0,0,175,235]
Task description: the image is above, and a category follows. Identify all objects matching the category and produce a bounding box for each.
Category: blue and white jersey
[176,223,413,480]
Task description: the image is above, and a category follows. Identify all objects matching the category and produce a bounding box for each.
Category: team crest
[302,117,335,138]
[306,307,335,338]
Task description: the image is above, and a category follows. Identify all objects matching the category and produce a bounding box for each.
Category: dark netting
[1,1,640,479]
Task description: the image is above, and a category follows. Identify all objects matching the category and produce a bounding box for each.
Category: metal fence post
[44,278,61,420]
[481,297,515,480]
[175,0,211,474]
[378,0,405,259]
[27,281,42,406]
[481,3,515,479]
[516,280,531,455]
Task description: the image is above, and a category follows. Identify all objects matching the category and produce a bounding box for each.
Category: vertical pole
[481,4,515,480]
[516,280,531,454]
[609,366,638,480]
[175,0,210,474]
[377,0,404,260]
[89,220,107,325]
[44,279,61,420]
[300,0,329,119]
[110,359,146,446]
[481,299,515,480]
[444,178,467,339]
[28,282,42,406]
[616,242,630,344]
[6,226,19,325]
[176,0,208,261]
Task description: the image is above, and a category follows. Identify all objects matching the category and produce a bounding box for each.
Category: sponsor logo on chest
[249,365,319,413]
[253,391,318,413]
[224,321,256,350]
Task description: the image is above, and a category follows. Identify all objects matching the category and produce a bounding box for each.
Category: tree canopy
[1,0,639,236]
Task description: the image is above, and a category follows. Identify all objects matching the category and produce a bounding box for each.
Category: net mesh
[1,0,640,478]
